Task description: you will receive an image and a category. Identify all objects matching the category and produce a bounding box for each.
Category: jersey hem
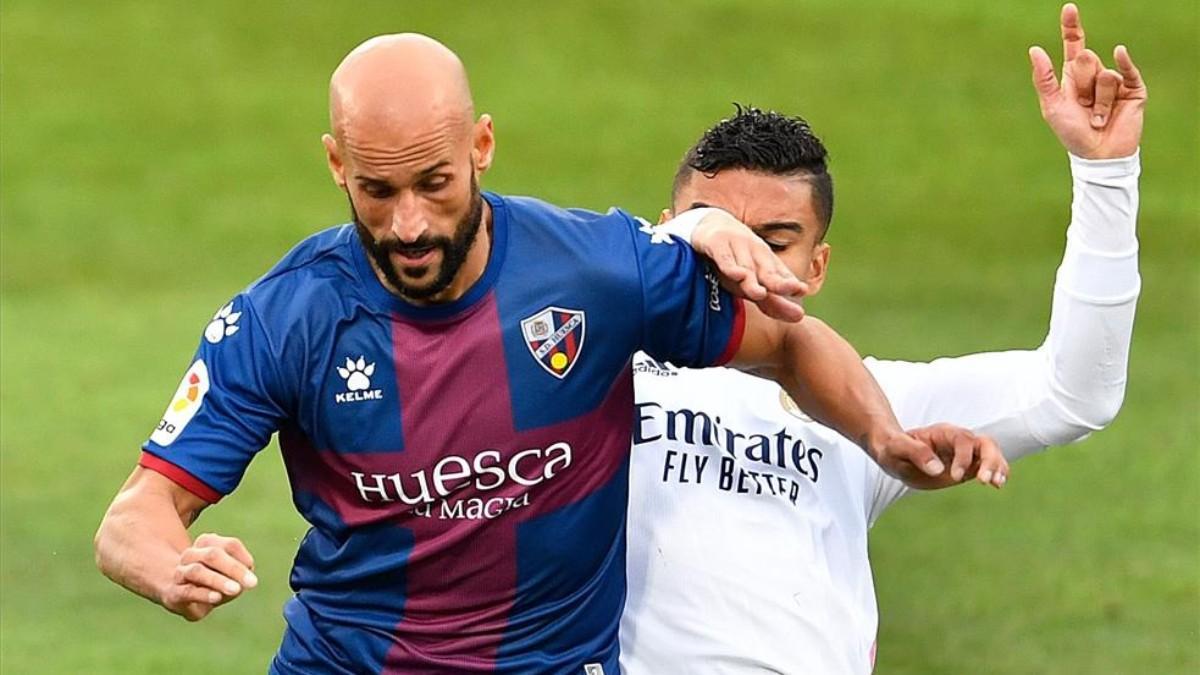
[139,451,223,504]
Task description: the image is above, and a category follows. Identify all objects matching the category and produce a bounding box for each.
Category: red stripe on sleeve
[714,297,747,366]
[139,451,223,504]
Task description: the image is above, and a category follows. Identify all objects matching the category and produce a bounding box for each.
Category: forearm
[773,317,903,451]
[996,151,1139,444]
[1041,152,1140,429]
[94,473,197,606]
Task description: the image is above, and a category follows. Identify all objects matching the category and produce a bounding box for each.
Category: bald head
[329,33,475,142]
[321,33,496,306]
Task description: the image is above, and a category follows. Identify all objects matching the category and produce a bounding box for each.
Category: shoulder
[237,224,367,336]
[492,193,641,244]
[492,194,652,301]
[250,224,358,289]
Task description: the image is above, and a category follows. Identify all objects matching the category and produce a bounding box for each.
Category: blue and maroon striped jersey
[140,192,745,674]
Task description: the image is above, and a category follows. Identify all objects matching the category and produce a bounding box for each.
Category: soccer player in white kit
[621,5,1147,673]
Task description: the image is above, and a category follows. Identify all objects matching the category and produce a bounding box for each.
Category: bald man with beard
[94,35,1005,674]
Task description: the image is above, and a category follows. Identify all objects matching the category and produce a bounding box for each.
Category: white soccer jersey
[621,153,1141,674]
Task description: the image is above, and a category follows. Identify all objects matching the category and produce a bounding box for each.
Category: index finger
[728,241,768,300]
[894,432,945,477]
[943,431,973,482]
[220,537,256,571]
[180,545,252,589]
[196,532,256,570]
[750,246,805,297]
[1060,3,1085,63]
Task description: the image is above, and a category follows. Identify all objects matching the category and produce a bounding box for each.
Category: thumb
[1029,46,1061,108]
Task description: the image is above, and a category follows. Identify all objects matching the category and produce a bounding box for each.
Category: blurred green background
[2,0,1197,672]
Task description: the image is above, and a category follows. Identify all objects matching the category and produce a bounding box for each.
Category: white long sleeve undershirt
[865,152,1141,522]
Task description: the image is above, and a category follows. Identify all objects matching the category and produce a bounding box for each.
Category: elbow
[93,498,133,582]
[1030,341,1129,442]
[1068,379,1127,431]
[1082,386,1126,430]
[93,510,117,579]
[1045,383,1127,444]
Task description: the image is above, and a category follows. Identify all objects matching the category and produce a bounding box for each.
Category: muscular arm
[733,313,901,449]
[95,468,205,602]
[660,196,934,468]
[95,467,256,620]
[730,309,960,484]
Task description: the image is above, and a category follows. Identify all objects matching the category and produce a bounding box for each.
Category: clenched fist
[161,532,258,622]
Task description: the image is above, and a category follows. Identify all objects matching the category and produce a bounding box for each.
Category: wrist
[1069,149,1141,182]
[658,207,728,247]
[861,423,905,459]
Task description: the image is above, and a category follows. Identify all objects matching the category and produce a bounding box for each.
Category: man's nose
[390,192,428,243]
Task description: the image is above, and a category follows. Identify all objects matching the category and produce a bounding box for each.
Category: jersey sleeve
[139,294,289,502]
[623,213,746,368]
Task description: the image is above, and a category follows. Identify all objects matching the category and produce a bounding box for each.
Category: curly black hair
[673,105,834,235]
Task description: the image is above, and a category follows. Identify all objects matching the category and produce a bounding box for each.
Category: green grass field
[2,0,1197,672]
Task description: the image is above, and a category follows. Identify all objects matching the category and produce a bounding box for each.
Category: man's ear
[322,133,347,190]
[806,242,831,295]
[472,114,496,174]
[657,208,673,225]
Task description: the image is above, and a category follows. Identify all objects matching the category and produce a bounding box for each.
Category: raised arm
[878,2,1144,452]
[863,3,1146,519]
[869,151,1140,458]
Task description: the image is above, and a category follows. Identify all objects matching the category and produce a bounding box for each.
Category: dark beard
[352,178,484,302]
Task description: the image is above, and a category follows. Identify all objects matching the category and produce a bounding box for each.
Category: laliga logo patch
[151,360,210,446]
[521,306,586,379]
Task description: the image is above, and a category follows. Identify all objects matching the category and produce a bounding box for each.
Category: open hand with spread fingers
[1028,3,1147,159]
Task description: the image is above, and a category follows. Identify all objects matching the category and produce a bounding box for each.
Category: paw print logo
[204,302,241,344]
[337,356,375,391]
